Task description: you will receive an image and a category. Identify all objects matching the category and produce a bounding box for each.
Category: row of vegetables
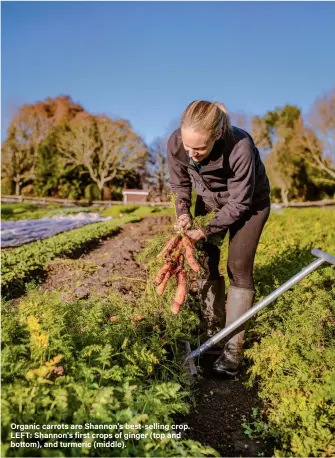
[1,208,334,456]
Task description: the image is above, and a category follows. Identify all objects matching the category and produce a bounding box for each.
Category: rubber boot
[198,276,226,345]
[213,285,255,376]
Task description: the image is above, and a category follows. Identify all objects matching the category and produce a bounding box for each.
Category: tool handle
[312,249,335,265]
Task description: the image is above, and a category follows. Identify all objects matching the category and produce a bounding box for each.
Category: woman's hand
[185,229,206,242]
[177,213,192,233]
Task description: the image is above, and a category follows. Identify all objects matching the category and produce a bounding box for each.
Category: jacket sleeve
[204,137,255,237]
[167,137,192,217]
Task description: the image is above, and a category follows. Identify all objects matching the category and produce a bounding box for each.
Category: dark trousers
[195,196,271,290]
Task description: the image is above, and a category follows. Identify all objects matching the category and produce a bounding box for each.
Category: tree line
[1,89,335,203]
[1,96,149,201]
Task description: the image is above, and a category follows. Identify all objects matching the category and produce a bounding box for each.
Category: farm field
[1,206,334,457]
[0,203,172,248]
[1,202,173,222]
[1,203,99,221]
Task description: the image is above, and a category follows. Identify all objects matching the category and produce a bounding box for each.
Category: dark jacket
[167,126,271,236]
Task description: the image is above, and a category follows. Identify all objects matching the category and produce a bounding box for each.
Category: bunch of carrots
[155,234,200,315]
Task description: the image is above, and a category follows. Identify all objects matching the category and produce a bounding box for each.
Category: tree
[1,124,35,195]
[1,96,84,194]
[146,136,170,201]
[57,114,148,200]
[309,87,335,160]
[229,111,254,135]
[265,133,308,204]
[292,121,335,184]
[291,88,335,185]
[34,126,91,199]
[252,105,308,203]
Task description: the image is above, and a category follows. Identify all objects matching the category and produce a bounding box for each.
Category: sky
[2,1,335,145]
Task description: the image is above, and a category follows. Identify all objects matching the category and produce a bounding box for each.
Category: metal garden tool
[181,248,335,378]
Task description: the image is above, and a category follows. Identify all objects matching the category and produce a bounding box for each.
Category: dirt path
[179,358,273,457]
[42,216,273,457]
[43,216,173,302]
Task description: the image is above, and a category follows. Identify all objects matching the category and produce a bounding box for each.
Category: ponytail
[181,100,232,140]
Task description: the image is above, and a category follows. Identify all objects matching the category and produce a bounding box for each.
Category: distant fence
[1,195,335,209]
[0,195,171,207]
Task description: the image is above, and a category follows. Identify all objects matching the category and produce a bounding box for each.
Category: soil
[178,359,274,457]
[43,216,173,302]
[40,216,273,457]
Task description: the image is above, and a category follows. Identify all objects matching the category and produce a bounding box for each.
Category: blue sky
[2,1,335,145]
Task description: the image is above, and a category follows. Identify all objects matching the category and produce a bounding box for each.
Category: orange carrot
[181,236,200,273]
[171,269,187,315]
[156,270,173,296]
[157,235,181,259]
[154,263,171,286]
[171,254,184,273]
[108,315,118,322]
[169,243,182,261]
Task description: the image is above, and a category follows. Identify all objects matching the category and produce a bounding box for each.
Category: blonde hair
[181,100,232,141]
